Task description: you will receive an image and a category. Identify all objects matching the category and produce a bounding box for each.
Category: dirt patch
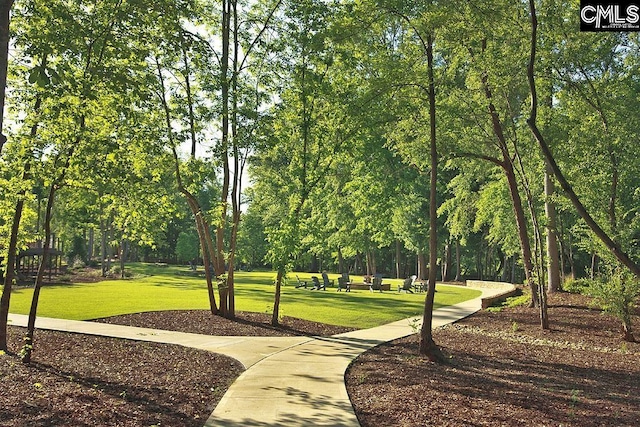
[346,292,640,426]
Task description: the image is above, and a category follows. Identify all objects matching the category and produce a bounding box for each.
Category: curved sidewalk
[8,285,509,427]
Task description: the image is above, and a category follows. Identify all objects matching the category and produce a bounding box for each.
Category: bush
[586,271,640,342]
[562,278,594,294]
[108,265,132,278]
[486,290,528,312]
[70,256,86,269]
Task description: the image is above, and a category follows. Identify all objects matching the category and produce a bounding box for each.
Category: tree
[175,230,200,264]
[362,0,448,360]
[22,146,74,363]
[1,0,188,353]
[587,270,640,342]
[0,0,14,154]
[253,0,341,325]
[525,0,640,279]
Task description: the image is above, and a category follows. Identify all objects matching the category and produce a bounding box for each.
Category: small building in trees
[15,240,64,282]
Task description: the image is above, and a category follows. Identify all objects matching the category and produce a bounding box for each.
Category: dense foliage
[0,0,638,334]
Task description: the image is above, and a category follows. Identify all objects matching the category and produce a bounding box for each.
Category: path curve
[8,284,510,426]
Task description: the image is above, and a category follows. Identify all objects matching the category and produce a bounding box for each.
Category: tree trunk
[100,219,108,277]
[442,241,451,282]
[106,220,113,274]
[558,214,568,283]
[503,158,538,305]
[476,241,483,280]
[226,0,243,319]
[478,57,538,303]
[474,36,538,302]
[419,32,445,362]
[22,182,57,363]
[215,0,233,318]
[0,94,42,351]
[119,238,127,279]
[338,247,345,274]
[354,252,362,274]
[417,250,427,281]
[365,250,376,276]
[0,187,27,351]
[0,0,14,154]
[87,228,94,262]
[271,269,284,326]
[514,144,549,328]
[545,163,561,292]
[157,54,219,315]
[395,240,402,279]
[454,238,461,282]
[182,43,197,158]
[501,256,510,282]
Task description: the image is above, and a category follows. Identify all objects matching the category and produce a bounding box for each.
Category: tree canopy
[1,0,639,351]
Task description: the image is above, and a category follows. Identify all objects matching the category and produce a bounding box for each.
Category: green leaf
[28,70,39,84]
[35,71,50,88]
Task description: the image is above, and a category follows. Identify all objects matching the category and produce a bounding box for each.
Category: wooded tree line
[1,0,639,356]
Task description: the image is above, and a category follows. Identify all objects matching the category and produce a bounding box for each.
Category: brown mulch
[2,292,639,426]
[0,311,353,427]
[345,292,640,427]
[0,328,243,427]
[93,310,357,337]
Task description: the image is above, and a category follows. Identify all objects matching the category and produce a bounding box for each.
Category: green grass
[7,263,481,329]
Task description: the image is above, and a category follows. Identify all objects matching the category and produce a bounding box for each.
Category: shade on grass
[6,263,481,329]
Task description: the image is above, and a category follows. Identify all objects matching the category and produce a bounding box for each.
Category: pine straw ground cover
[345,292,640,427]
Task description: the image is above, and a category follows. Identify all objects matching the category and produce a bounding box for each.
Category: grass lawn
[6,263,481,329]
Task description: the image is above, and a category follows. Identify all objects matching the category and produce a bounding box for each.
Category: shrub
[70,256,86,269]
[562,278,594,294]
[586,271,640,342]
[109,265,131,278]
[486,290,528,312]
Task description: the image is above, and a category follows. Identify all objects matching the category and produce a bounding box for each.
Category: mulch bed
[93,310,356,337]
[0,311,353,426]
[345,292,640,426]
[2,292,639,426]
[0,328,242,427]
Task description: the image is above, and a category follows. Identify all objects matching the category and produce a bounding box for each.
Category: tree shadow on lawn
[277,289,452,312]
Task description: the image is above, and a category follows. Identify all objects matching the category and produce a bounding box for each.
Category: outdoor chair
[311,276,326,290]
[369,276,383,292]
[295,275,308,289]
[341,272,351,284]
[398,277,414,293]
[411,274,424,292]
[321,271,334,288]
[337,276,351,292]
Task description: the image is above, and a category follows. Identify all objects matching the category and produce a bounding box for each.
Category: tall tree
[525,0,640,278]
[0,0,13,154]
[253,0,343,325]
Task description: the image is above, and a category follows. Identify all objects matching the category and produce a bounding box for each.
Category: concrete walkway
[8,285,508,427]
